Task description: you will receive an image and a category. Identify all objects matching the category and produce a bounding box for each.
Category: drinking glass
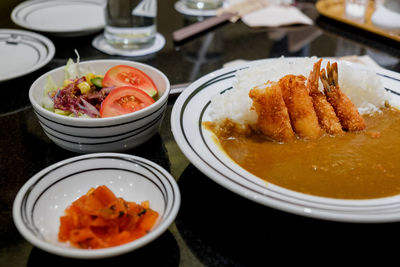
[345,0,368,22]
[104,0,157,49]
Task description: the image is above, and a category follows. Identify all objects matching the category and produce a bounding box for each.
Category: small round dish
[92,33,166,57]
[13,153,180,259]
[11,0,105,37]
[174,0,228,17]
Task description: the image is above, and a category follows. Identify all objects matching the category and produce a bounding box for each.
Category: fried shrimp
[320,62,366,131]
[308,59,344,135]
[249,82,295,142]
[279,75,322,140]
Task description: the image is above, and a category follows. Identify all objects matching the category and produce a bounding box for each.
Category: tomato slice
[102,65,158,99]
[100,86,155,118]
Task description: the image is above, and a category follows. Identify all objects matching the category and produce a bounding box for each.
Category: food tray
[316,0,400,42]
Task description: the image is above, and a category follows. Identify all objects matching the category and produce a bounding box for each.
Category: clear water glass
[345,0,368,22]
[104,0,157,49]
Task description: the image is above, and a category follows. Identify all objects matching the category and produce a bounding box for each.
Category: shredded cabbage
[64,58,79,81]
[51,77,114,118]
[43,55,114,118]
[63,51,92,80]
[42,76,59,111]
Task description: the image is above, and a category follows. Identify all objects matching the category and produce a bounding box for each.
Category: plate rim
[11,0,105,35]
[92,32,166,57]
[0,28,55,82]
[171,56,400,223]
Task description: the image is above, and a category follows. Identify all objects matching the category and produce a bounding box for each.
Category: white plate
[11,0,105,36]
[0,29,55,82]
[13,153,180,259]
[171,57,400,223]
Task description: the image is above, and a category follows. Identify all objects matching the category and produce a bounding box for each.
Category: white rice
[338,62,392,114]
[209,57,393,125]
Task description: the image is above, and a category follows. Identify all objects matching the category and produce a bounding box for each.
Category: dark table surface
[1,0,400,266]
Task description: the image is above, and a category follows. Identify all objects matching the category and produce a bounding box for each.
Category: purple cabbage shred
[51,77,114,118]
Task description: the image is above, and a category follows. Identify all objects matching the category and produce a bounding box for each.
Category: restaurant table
[1,0,400,266]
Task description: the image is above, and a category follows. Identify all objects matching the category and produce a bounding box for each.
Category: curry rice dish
[206,59,400,199]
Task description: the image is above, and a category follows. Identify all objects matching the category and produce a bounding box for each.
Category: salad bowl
[12,153,180,259]
[29,59,170,153]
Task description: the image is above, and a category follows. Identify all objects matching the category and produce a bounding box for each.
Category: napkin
[240,4,313,28]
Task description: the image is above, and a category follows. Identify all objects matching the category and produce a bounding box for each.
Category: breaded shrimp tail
[308,59,343,135]
[249,82,295,142]
[279,75,322,140]
[320,62,366,132]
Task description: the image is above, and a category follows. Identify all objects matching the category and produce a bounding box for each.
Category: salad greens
[42,58,111,118]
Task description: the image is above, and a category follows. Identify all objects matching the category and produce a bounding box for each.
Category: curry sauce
[205,107,400,199]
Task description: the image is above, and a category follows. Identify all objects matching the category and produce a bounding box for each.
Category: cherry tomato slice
[102,65,158,99]
[100,86,155,118]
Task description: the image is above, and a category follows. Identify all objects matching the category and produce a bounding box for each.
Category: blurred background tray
[316,0,400,42]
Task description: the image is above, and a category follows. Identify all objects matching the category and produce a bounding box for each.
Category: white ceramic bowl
[12,153,181,259]
[29,59,170,153]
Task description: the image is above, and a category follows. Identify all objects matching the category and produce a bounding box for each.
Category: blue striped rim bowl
[29,59,170,153]
[12,153,181,259]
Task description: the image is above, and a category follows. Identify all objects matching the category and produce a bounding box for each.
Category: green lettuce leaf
[64,58,79,80]
[42,75,59,111]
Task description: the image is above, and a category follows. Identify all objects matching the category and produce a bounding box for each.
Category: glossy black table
[1,0,400,266]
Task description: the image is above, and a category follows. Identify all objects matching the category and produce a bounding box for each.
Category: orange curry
[205,107,400,199]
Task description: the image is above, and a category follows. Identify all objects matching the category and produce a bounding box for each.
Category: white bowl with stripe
[29,59,170,153]
[171,57,400,223]
[12,153,180,259]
